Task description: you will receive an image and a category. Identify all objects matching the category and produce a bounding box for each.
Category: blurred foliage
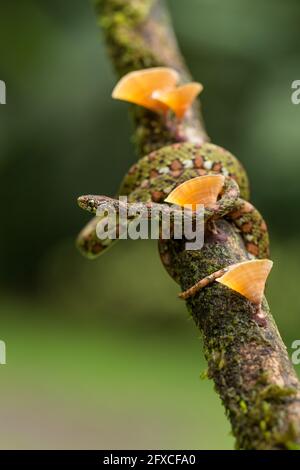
[0,0,300,450]
[0,308,233,449]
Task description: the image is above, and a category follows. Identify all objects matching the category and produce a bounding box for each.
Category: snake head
[77,195,106,213]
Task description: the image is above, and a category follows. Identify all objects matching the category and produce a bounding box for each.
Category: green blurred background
[0,0,300,450]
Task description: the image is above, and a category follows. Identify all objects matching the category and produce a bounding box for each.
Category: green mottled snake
[77,141,270,285]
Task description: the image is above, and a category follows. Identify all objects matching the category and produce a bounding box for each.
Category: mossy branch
[92,0,300,449]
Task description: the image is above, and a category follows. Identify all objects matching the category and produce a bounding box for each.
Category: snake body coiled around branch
[77,141,270,284]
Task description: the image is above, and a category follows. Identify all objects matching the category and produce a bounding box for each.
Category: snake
[77,141,270,284]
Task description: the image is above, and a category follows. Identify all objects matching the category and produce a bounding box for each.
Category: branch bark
[92,0,300,449]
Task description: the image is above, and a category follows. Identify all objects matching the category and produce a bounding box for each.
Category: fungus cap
[216,259,273,304]
[165,174,225,211]
[112,67,179,112]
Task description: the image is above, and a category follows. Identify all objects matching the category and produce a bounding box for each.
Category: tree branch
[90,0,300,449]
[96,0,208,154]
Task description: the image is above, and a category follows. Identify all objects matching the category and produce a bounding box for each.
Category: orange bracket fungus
[216,259,273,306]
[165,175,273,326]
[180,259,273,326]
[153,82,203,119]
[112,67,203,119]
[165,174,225,210]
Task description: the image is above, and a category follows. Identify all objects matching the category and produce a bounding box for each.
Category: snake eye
[165,174,225,211]
[153,82,203,119]
[112,67,179,112]
[216,259,273,304]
